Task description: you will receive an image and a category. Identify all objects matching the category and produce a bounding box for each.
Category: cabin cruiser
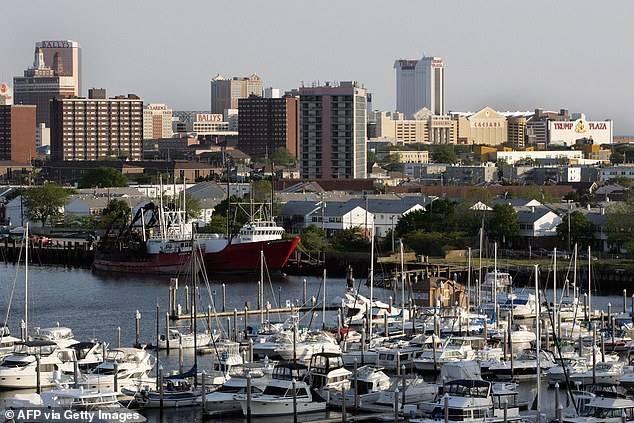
[204,340,244,385]
[31,327,78,347]
[199,361,275,415]
[273,331,341,362]
[81,348,156,393]
[306,352,351,399]
[0,340,99,389]
[0,326,22,359]
[567,361,625,387]
[375,342,423,372]
[562,391,634,423]
[151,328,215,349]
[329,365,392,408]
[235,362,326,416]
[135,366,203,408]
[413,379,522,423]
[486,348,557,380]
[413,337,477,373]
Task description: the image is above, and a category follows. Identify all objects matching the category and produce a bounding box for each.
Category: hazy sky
[2,0,633,134]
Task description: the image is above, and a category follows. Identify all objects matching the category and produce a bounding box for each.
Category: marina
[0,252,631,423]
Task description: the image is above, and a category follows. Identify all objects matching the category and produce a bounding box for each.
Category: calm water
[0,263,625,422]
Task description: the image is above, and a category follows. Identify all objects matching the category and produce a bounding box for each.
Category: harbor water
[0,262,626,422]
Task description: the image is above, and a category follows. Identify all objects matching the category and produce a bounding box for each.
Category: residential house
[516,206,562,249]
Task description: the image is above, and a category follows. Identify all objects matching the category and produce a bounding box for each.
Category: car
[547,250,570,259]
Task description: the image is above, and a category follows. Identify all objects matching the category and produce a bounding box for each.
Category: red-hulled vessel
[92,202,198,275]
[197,220,299,273]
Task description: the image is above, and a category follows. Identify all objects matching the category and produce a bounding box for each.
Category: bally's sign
[37,41,73,49]
[195,114,223,122]
[549,119,613,145]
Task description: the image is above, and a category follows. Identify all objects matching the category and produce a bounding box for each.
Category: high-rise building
[0,105,37,162]
[35,40,82,95]
[394,56,444,117]
[210,74,263,114]
[50,89,143,161]
[143,104,173,139]
[13,47,76,127]
[237,95,299,159]
[299,81,367,179]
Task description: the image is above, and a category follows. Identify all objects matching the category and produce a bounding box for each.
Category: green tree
[250,180,273,203]
[99,199,131,229]
[256,147,297,167]
[331,227,371,252]
[395,199,457,236]
[402,230,466,257]
[431,145,457,164]
[21,184,75,227]
[556,210,593,250]
[300,224,331,253]
[78,167,128,189]
[608,176,632,188]
[605,200,634,255]
[198,214,228,234]
[377,153,403,172]
[487,203,518,244]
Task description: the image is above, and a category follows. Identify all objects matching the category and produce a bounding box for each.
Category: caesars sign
[549,119,613,145]
[195,114,223,123]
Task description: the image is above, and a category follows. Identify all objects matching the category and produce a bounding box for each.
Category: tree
[331,227,371,252]
[21,184,75,227]
[608,176,632,188]
[250,180,273,203]
[431,145,457,164]
[377,153,403,172]
[300,224,331,253]
[487,203,518,244]
[78,167,128,189]
[198,214,228,234]
[99,199,131,229]
[556,210,593,250]
[256,147,297,167]
[402,230,466,257]
[395,199,458,236]
[605,200,634,255]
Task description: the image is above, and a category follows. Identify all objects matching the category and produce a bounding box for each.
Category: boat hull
[203,238,299,273]
[92,251,192,275]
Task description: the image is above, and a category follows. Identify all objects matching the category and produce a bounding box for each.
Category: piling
[165,313,170,352]
[247,374,252,422]
[113,361,118,392]
[134,310,141,348]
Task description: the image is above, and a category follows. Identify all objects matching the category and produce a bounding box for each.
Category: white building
[495,150,584,165]
[143,104,173,139]
[548,118,613,146]
[516,207,562,238]
[394,56,444,117]
[599,165,634,182]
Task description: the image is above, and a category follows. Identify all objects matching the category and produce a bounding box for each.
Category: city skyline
[1,0,632,134]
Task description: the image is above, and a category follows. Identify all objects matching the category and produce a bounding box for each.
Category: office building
[0,105,37,162]
[299,81,367,179]
[210,74,263,114]
[143,104,173,139]
[237,95,299,158]
[13,47,76,127]
[394,56,444,117]
[50,89,143,161]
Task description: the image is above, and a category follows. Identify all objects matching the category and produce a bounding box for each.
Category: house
[516,206,562,249]
[279,200,374,237]
[345,196,426,237]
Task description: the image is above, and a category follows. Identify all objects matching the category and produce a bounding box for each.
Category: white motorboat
[200,362,275,415]
[273,331,341,362]
[375,342,423,372]
[205,340,244,385]
[5,388,146,422]
[568,361,625,387]
[32,326,78,347]
[152,328,215,350]
[81,348,156,392]
[0,341,83,389]
[306,352,351,399]
[0,326,23,359]
[235,362,326,416]
[330,365,392,408]
[487,348,557,381]
[562,391,634,422]
[413,379,522,423]
[135,367,202,409]
[547,357,590,386]
[413,337,477,373]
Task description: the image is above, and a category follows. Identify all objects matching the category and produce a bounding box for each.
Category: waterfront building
[210,74,263,114]
[13,47,76,128]
[299,81,367,179]
[394,56,444,117]
[143,104,173,139]
[0,105,37,162]
[237,95,299,159]
[50,89,143,161]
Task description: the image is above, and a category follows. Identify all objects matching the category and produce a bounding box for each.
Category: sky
[2,0,633,135]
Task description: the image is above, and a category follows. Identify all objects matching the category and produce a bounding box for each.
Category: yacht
[135,370,202,408]
[562,391,634,423]
[306,352,351,399]
[200,362,275,415]
[0,341,80,389]
[273,331,341,362]
[151,328,215,350]
[413,379,522,423]
[413,337,476,373]
[329,365,392,408]
[235,362,326,416]
[32,327,78,348]
[5,388,147,422]
[81,348,156,392]
[486,348,557,381]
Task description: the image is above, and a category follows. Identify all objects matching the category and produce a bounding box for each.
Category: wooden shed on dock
[411,276,466,308]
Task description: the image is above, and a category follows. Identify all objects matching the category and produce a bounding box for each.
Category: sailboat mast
[191,223,198,382]
[25,223,29,339]
[553,248,557,338]
[534,264,541,418]
[588,245,592,317]
[368,222,375,340]
[400,239,405,334]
